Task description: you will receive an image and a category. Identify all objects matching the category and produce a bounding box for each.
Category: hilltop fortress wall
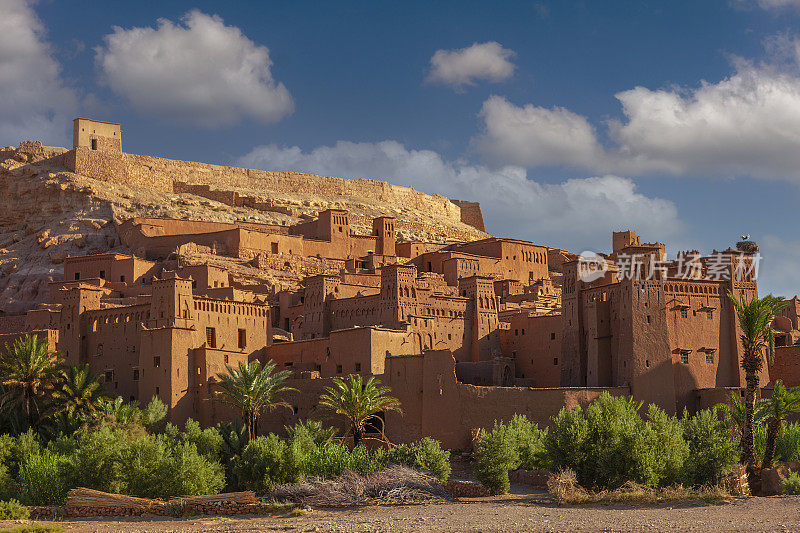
[64,132,483,232]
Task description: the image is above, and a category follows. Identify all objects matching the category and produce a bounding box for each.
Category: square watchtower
[72,118,122,152]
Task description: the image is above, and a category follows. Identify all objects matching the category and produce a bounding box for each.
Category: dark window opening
[553,357,559,366]
[238,328,247,349]
[104,370,113,382]
[133,369,139,381]
[120,275,125,282]
[74,272,80,280]
[153,356,160,368]
[206,327,216,348]
[91,139,97,150]
[99,270,105,279]
[355,362,361,372]
[680,350,690,364]
[336,364,342,374]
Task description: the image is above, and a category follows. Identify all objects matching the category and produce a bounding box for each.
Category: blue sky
[4,0,800,295]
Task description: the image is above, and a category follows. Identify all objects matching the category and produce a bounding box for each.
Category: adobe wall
[119,154,465,223]
[771,345,800,387]
[384,349,629,449]
[500,313,561,386]
[451,200,486,232]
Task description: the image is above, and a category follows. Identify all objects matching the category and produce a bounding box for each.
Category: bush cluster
[474,394,740,494]
[231,425,450,491]
[472,414,548,494]
[0,409,450,503]
[782,470,800,495]
[0,417,224,504]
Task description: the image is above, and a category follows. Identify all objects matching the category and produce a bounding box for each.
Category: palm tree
[762,380,800,469]
[318,374,402,446]
[728,291,788,480]
[0,334,61,429]
[53,364,105,420]
[723,390,770,442]
[214,360,295,442]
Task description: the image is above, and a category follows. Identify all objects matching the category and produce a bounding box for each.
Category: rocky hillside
[0,143,488,315]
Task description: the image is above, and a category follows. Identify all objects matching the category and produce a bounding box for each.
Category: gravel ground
[5,486,800,532]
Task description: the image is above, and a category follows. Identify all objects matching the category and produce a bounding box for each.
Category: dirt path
[5,487,800,532]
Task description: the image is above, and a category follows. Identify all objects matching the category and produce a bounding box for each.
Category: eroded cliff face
[0,143,488,314]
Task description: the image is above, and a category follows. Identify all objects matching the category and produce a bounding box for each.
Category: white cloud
[0,0,77,146]
[238,140,681,250]
[426,42,516,90]
[475,57,800,181]
[476,95,606,169]
[755,0,800,9]
[608,64,800,177]
[96,10,293,128]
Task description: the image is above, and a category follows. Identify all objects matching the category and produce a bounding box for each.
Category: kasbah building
[3,118,800,450]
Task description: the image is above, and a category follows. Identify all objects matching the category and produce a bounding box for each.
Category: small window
[153,356,160,368]
[550,332,556,340]
[707,310,713,320]
[706,351,715,364]
[680,308,688,319]
[553,357,559,366]
[133,369,139,381]
[155,386,160,396]
[515,329,519,336]
[645,360,650,368]
[522,329,525,335]
[238,328,247,349]
[99,270,105,279]
[647,315,651,324]
[355,362,361,372]
[74,272,80,280]
[120,275,126,282]
[336,364,343,374]
[206,327,216,348]
[680,350,690,364]
[91,139,98,150]
[271,242,278,254]
[104,370,113,382]
[224,354,229,365]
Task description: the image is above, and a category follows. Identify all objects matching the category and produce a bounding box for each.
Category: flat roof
[73,117,121,126]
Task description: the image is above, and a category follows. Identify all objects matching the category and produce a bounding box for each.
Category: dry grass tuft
[547,469,589,504]
[272,465,453,508]
[547,469,732,506]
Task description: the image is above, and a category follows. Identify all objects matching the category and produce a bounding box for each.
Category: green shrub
[182,419,222,460]
[473,421,519,494]
[507,414,548,470]
[232,434,303,492]
[141,397,168,433]
[545,394,690,490]
[384,438,451,482]
[60,426,125,492]
[301,441,355,480]
[681,407,739,486]
[115,435,224,499]
[782,470,800,495]
[645,404,690,486]
[286,420,337,453]
[301,441,381,480]
[17,451,66,505]
[0,499,29,520]
[776,422,800,462]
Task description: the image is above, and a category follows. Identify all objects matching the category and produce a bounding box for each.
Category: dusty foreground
[4,488,800,532]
